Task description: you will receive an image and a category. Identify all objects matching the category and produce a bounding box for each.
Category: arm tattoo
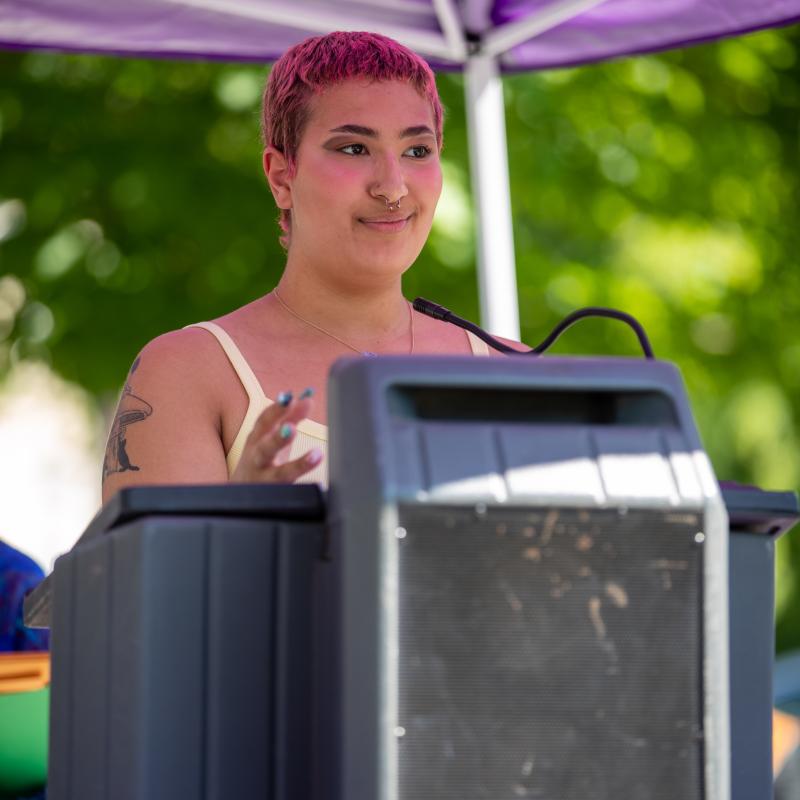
[102,357,153,481]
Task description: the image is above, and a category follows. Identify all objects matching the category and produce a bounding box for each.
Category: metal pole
[464,53,520,339]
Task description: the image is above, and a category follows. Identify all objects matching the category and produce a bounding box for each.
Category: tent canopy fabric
[2,0,800,69]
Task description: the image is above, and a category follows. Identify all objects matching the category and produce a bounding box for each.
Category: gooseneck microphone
[412,297,655,359]
[412,298,519,354]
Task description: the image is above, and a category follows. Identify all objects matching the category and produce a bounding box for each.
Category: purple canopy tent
[2,0,799,340]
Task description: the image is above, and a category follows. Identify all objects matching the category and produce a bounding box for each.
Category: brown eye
[340,143,367,156]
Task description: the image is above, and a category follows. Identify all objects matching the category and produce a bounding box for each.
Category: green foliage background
[1,28,799,652]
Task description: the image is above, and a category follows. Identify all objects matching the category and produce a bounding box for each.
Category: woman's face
[275,79,443,286]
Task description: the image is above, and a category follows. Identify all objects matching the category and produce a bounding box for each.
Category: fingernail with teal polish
[277,391,293,407]
[299,387,314,399]
[280,423,293,439]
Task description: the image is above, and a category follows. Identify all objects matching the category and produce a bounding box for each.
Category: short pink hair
[262,31,444,249]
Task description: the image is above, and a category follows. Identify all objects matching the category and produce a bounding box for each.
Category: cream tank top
[187,321,491,487]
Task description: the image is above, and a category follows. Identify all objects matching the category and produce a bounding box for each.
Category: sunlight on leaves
[613,216,763,310]
[18,301,54,344]
[35,227,86,280]
[666,68,706,115]
[206,117,258,164]
[0,198,26,242]
[430,159,474,269]
[215,69,263,112]
[718,39,771,86]
[598,144,639,185]
[653,124,695,170]
[544,263,596,313]
[724,381,799,489]
[629,58,672,95]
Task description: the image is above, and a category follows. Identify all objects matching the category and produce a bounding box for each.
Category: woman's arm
[100,328,321,504]
[101,329,230,503]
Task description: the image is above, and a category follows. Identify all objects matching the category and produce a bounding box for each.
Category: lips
[358,214,413,232]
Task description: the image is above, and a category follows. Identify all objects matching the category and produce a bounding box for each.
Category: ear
[263,146,293,210]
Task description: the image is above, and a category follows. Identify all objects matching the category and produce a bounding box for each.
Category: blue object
[0,540,49,652]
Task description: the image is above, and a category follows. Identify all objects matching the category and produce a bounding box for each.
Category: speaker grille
[394,505,704,800]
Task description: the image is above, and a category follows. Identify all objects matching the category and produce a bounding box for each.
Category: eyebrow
[328,124,436,139]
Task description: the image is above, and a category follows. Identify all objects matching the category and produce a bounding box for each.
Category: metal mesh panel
[394,505,704,800]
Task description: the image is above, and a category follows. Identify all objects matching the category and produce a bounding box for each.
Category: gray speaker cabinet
[27,485,327,800]
[28,355,797,800]
[327,355,796,800]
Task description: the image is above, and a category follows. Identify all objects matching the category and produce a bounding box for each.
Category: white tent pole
[431,0,468,62]
[464,53,520,339]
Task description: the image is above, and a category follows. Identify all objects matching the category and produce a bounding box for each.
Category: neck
[273,267,410,348]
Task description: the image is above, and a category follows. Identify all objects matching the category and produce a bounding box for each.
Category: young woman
[101,31,513,502]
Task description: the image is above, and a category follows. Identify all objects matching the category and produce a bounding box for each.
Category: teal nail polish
[280,423,293,439]
[277,391,293,407]
[299,387,314,399]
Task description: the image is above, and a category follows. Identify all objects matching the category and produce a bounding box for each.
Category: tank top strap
[466,329,491,356]
[184,321,267,404]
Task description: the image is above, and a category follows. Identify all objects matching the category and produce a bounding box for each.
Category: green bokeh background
[1,28,799,653]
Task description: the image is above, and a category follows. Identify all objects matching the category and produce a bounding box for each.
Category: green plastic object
[0,686,48,794]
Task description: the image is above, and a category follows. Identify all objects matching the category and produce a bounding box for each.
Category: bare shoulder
[130,324,249,403]
[135,325,227,376]
[101,326,232,502]
[416,312,531,356]
[415,313,490,354]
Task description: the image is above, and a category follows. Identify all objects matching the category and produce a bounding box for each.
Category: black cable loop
[531,306,654,358]
[412,298,655,359]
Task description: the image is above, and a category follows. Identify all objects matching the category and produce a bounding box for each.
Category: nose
[369,152,408,207]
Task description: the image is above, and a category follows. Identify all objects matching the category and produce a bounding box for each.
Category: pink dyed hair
[262,31,444,249]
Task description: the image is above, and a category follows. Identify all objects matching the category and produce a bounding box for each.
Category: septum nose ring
[381,195,401,212]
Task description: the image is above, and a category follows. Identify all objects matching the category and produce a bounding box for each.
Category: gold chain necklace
[272,288,414,357]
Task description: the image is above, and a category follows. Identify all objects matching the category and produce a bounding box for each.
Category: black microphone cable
[412,298,655,359]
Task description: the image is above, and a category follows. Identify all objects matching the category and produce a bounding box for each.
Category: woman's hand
[230,390,323,483]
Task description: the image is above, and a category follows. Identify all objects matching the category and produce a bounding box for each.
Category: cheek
[324,163,364,194]
[418,166,442,220]
[417,164,443,211]
[302,152,364,199]
[290,166,362,242]
[432,171,444,204]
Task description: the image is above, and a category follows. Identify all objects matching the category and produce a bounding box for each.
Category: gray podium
[27,356,798,800]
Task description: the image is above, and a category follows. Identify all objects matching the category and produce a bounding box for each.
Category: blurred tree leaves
[1,27,800,651]
[1,54,280,394]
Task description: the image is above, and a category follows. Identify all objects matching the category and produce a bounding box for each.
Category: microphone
[412,298,655,359]
[412,298,519,354]
[410,298,453,322]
